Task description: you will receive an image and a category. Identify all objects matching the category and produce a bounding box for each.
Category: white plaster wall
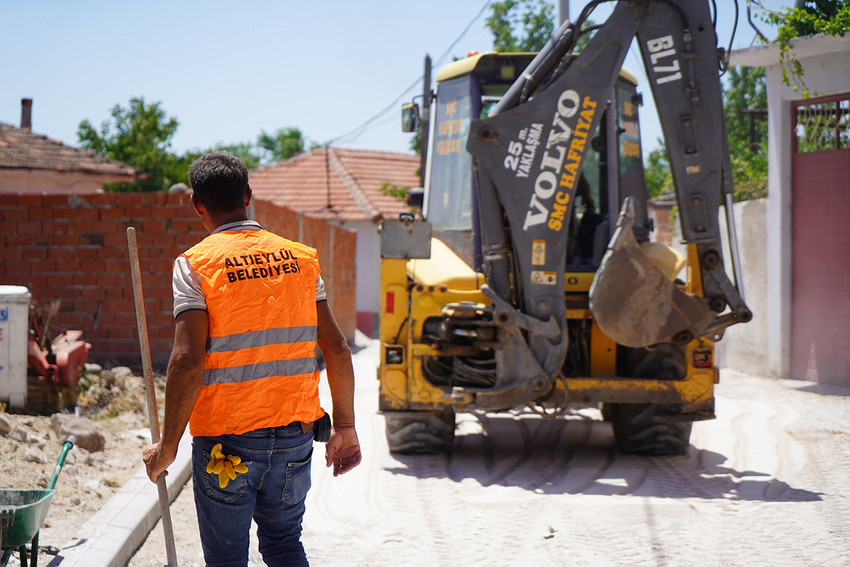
[766,40,850,378]
[731,34,850,378]
[715,199,768,373]
[353,220,380,312]
[671,200,768,374]
[763,67,793,379]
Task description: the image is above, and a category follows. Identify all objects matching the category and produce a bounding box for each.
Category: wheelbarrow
[0,435,76,567]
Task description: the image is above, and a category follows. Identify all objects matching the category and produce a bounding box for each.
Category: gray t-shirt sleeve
[315,275,327,302]
[172,256,328,318]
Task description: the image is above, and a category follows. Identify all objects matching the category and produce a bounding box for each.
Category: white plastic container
[0,285,31,409]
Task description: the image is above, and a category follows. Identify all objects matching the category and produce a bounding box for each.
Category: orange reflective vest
[180,229,325,437]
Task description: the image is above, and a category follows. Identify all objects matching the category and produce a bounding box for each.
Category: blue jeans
[192,424,314,567]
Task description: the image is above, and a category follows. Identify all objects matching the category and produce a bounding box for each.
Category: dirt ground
[0,366,163,564]
[129,338,850,567]
[4,338,850,566]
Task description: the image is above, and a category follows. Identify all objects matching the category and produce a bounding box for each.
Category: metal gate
[790,93,850,386]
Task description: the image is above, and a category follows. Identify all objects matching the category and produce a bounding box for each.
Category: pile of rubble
[0,363,164,472]
[0,411,107,463]
[76,363,166,419]
[1,364,160,548]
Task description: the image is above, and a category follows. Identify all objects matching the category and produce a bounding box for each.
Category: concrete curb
[49,431,193,567]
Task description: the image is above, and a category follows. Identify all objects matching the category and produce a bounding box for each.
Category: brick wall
[0,193,356,370]
[647,199,675,246]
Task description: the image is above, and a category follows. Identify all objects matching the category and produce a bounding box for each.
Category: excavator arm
[465,0,751,400]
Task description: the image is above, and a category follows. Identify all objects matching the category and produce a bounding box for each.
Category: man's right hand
[143,442,176,483]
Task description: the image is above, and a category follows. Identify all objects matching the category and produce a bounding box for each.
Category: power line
[433,0,494,68]
[325,0,493,147]
[325,74,422,147]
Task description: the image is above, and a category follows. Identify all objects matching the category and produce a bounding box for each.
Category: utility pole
[559,0,569,25]
[420,54,432,176]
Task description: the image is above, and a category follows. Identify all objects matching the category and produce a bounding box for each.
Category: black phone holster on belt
[313,412,331,443]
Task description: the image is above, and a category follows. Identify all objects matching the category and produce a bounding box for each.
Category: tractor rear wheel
[602,402,692,456]
[384,407,456,454]
[603,343,692,456]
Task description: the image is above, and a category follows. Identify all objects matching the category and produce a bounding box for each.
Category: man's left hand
[324,426,362,477]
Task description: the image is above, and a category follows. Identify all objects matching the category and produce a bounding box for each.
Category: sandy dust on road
[130,336,850,567]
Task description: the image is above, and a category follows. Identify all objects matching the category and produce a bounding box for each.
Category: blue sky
[1,0,791,158]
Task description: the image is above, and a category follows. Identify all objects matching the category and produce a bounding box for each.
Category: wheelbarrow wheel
[0,438,74,567]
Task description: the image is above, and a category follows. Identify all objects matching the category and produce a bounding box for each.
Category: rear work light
[693,349,713,368]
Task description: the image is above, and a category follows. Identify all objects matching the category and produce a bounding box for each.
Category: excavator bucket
[589,197,715,348]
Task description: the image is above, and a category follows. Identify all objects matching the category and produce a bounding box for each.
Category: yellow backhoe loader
[379,0,751,456]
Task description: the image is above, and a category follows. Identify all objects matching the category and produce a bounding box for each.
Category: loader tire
[603,403,692,456]
[384,408,455,454]
[604,343,691,456]
[624,343,686,380]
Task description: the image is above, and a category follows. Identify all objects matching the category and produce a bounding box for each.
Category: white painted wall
[354,220,380,314]
[670,199,768,374]
[714,199,768,374]
[323,219,381,336]
[729,34,850,377]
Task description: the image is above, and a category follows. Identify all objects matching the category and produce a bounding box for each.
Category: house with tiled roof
[0,99,140,193]
[250,146,419,335]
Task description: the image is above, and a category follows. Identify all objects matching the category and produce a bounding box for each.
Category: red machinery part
[27,330,91,387]
[51,331,91,387]
[27,335,54,382]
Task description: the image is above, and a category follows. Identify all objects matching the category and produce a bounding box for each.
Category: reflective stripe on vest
[203,357,318,385]
[206,325,317,354]
[181,229,325,436]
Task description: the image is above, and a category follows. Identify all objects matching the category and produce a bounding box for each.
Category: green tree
[172,143,261,184]
[762,0,850,94]
[257,127,310,163]
[379,182,411,201]
[78,96,315,190]
[644,66,768,202]
[644,139,672,198]
[723,66,768,200]
[78,97,183,192]
[197,131,310,171]
[724,66,767,153]
[486,0,555,52]
[214,142,262,170]
[729,150,769,201]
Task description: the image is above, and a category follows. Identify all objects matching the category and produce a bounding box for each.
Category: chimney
[21,98,32,131]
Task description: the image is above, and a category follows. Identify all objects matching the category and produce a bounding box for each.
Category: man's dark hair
[188,152,249,215]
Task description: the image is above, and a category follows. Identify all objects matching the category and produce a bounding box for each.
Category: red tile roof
[250,147,420,222]
[0,121,139,178]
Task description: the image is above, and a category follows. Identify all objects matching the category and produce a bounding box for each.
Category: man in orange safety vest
[143,151,361,566]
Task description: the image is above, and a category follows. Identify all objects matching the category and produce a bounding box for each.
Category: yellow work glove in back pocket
[206,443,249,488]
